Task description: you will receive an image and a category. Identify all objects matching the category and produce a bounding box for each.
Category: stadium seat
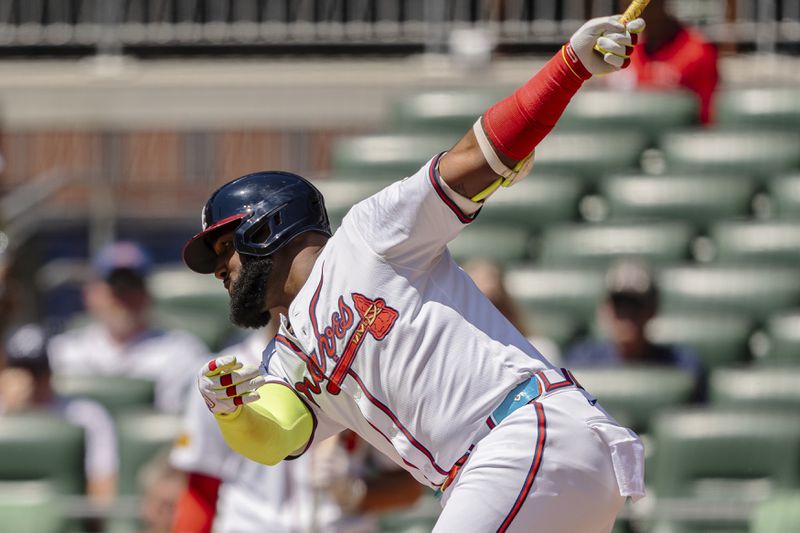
[761,310,800,365]
[659,129,800,180]
[116,410,181,495]
[652,409,800,532]
[0,481,64,533]
[0,412,84,494]
[525,310,582,352]
[537,222,694,267]
[53,376,155,415]
[505,267,606,323]
[331,134,459,181]
[476,176,583,230]
[750,492,800,533]
[717,88,800,131]
[532,131,647,182]
[647,313,753,370]
[710,221,800,265]
[312,179,385,229]
[149,266,237,351]
[767,174,800,219]
[601,174,756,227]
[710,367,800,411]
[657,266,800,321]
[449,225,530,264]
[557,89,699,142]
[390,89,507,134]
[571,367,696,434]
[391,89,697,144]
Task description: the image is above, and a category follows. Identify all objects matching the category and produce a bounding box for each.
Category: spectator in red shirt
[613,0,719,124]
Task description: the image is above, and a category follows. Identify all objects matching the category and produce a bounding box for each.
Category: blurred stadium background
[1,0,800,532]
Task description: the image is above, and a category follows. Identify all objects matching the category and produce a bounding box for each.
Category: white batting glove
[197,355,267,416]
[569,15,646,76]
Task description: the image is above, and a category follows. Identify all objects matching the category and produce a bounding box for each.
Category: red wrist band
[483,43,590,162]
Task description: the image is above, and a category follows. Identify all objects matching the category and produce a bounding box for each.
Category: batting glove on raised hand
[197,355,267,416]
[569,15,645,76]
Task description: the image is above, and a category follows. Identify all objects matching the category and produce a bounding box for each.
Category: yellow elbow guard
[214,383,313,465]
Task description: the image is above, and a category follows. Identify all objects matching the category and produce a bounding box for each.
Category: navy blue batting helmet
[183,171,331,274]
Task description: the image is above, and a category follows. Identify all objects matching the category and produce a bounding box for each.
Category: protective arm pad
[482,44,589,162]
[214,382,313,466]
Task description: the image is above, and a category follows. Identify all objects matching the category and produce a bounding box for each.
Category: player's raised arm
[438,15,645,202]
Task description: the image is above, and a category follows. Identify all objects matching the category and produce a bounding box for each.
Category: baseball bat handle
[620,0,650,24]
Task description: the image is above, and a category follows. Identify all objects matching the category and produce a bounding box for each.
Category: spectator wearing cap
[48,241,210,414]
[564,260,702,392]
[1,324,119,506]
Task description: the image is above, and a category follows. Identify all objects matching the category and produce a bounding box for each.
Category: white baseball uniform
[263,154,645,532]
[172,331,381,533]
[49,324,209,414]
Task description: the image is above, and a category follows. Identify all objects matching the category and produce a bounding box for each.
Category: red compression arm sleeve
[172,472,221,533]
[483,43,591,161]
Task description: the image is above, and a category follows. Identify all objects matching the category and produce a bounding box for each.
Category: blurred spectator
[564,260,702,390]
[48,241,210,414]
[0,324,119,506]
[462,257,560,364]
[611,0,719,124]
[171,318,423,533]
[0,233,18,338]
[139,451,187,533]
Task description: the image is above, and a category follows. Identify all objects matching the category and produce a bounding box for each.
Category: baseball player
[183,14,646,532]
[170,319,421,533]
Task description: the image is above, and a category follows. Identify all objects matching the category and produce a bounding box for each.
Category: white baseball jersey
[265,154,556,489]
[172,331,380,533]
[49,324,210,414]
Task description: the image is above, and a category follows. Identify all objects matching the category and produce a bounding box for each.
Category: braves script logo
[292,272,398,401]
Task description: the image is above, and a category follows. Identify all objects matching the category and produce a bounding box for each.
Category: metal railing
[0,0,796,54]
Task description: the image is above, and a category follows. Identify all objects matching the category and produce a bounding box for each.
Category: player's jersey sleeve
[342,153,478,269]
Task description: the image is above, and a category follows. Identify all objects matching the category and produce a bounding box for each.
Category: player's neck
[280,233,329,307]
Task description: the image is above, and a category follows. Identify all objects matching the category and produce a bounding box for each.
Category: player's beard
[229,255,273,329]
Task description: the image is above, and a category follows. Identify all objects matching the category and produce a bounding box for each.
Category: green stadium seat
[601,174,756,226]
[710,368,800,411]
[717,88,800,131]
[52,376,155,415]
[557,89,699,142]
[660,130,800,180]
[449,225,530,264]
[525,310,582,352]
[710,221,800,265]
[767,174,800,219]
[391,90,507,134]
[0,412,84,493]
[647,313,753,370]
[537,222,694,267]
[379,491,441,532]
[313,179,386,229]
[476,176,583,230]
[750,492,800,533]
[532,132,647,182]
[653,409,800,498]
[331,134,458,180]
[657,266,800,321]
[0,482,64,533]
[150,266,236,351]
[572,367,696,434]
[116,410,180,495]
[762,310,800,365]
[505,267,605,323]
[391,89,698,144]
